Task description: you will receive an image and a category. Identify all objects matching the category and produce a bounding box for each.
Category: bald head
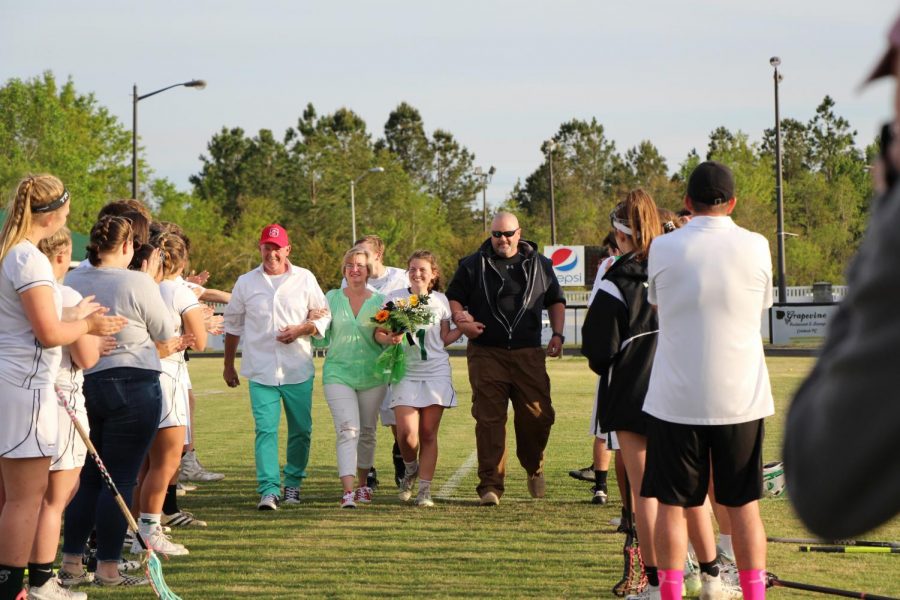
[490,211,522,258]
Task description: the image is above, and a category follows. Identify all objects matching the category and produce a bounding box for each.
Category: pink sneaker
[355,486,373,504]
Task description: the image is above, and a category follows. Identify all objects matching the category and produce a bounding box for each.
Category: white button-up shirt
[223,263,330,386]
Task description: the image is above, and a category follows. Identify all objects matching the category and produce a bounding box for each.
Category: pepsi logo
[551,248,578,272]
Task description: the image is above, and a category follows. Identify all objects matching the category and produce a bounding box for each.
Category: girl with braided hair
[0,175,125,600]
[59,215,180,587]
[129,230,207,554]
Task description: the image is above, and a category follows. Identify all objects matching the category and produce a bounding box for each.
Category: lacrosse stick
[767,572,898,599]
[767,536,900,549]
[611,473,647,597]
[799,545,900,554]
[54,387,182,600]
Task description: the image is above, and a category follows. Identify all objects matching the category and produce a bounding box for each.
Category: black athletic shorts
[641,416,764,507]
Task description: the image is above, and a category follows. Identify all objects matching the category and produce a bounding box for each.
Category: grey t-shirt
[64,266,176,374]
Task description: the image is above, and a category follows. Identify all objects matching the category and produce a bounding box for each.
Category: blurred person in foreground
[783,16,900,539]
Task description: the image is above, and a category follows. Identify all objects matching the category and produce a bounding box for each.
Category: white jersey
[159,279,202,367]
[384,289,452,380]
[0,241,62,389]
[343,266,409,295]
[55,285,85,395]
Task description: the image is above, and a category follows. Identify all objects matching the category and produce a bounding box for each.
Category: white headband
[612,220,633,236]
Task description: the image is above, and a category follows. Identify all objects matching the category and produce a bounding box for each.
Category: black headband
[31,189,69,214]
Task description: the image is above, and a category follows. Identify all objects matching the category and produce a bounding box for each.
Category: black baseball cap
[687,161,734,205]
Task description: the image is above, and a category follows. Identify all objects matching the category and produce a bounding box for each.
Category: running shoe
[179,449,225,482]
[398,465,418,502]
[162,510,207,527]
[27,578,86,600]
[131,526,189,556]
[416,489,435,507]
[591,484,608,505]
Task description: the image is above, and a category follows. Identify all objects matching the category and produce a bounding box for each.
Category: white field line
[436,450,477,499]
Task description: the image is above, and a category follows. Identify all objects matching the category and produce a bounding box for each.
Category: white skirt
[50,386,88,471]
[390,378,457,409]
[159,363,189,430]
[0,382,57,459]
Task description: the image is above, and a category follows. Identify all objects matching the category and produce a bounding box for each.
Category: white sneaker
[28,577,88,599]
[340,490,357,508]
[132,526,189,556]
[416,489,434,507]
[354,486,373,504]
[700,573,743,600]
[179,449,225,482]
[256,493,280,511]
[625,584,660,599]
[398,465,418,502]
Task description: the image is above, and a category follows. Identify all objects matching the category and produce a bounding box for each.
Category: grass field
[83,355,899,599]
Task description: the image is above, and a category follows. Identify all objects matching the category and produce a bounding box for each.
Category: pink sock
[739,569,767,599]
[658,569,684,600]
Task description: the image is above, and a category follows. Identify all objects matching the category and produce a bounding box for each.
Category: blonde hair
[343,245,375,281]
[155,231,189,277]
[37,226,72,261]
[611,189,662,261]
[0,174,66,263]
[353,234,385,257]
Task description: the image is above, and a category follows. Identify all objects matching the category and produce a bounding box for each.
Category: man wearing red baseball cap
[223,224,331,510]
[785,14,900,542]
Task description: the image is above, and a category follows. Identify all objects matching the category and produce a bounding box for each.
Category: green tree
[0,72,135,232]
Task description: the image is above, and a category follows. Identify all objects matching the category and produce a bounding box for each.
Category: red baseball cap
[260,224,290,248]
[865,15,900,84]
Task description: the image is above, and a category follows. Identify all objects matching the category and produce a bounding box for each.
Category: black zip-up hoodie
[446,238,566,349]
[580,253,658,435]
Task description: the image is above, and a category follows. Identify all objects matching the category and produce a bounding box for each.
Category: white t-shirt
[159,279,202,366]
[0,242,62,389]
[643,216,774,425]
[384,289,452,380]
[342,266,410,295]
[55,285,84,394]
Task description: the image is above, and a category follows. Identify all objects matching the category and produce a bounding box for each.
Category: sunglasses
[490,228,520,239]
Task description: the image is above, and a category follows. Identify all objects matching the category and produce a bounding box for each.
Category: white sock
[718,534,734,558]
[404,460,418,476]
[138,513,160,538]
[418,479,431,493]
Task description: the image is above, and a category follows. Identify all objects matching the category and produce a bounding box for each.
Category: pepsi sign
[545,245,585,287]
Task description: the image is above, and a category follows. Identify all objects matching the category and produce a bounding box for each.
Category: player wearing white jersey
[380,251,462,507]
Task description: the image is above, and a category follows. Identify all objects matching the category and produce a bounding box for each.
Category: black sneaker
[283,486,301,505]
[392,442,405,488]
[367,467,379,490]
[591,484,608,505]
[568,465,596,482]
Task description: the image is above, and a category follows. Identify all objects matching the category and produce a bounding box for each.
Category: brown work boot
[527,472,546,498]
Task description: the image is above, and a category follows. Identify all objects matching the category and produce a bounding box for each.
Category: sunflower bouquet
[371,293,434,383]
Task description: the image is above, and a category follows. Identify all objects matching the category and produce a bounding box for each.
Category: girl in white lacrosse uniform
[0,175,123,600]
[381,250,462,507]
[132,231,207,555]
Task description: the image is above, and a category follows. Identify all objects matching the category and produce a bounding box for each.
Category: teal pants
[249,379,313,496]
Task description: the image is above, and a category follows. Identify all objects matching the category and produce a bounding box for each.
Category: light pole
[350,167,384,243]
[132,79,206,199]
[771,57,787,302]
[545,140,558,245]
[474,165,496,232]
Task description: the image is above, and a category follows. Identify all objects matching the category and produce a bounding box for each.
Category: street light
[545,140,558,245]
[474,165,496,232]
[770,56,787,302]
[350,167,384,243]
[132,79,206,199]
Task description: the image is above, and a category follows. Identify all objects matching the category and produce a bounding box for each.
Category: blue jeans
[62,368,162,561]
[249,379,313,496]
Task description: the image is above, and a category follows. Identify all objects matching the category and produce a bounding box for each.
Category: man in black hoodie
[446,212,566,505]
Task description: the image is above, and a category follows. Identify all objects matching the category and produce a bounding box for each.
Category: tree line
[0,72,876,291]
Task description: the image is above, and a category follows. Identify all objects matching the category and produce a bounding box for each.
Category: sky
[3,1,898,208]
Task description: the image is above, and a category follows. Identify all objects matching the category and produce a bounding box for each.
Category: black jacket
[445,238,566,349]
[580,253,657,434]
[784,185,900,539]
